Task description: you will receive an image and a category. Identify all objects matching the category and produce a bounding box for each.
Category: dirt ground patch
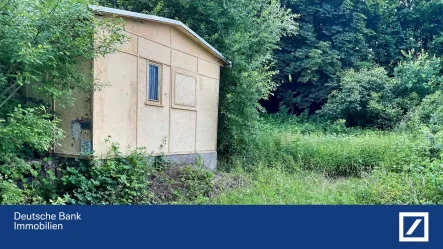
[150,166,248,203]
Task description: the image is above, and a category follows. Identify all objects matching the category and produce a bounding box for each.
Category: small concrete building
[33,6,231,169]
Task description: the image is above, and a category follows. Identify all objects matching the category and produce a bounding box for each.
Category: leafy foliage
[0,0,126,113]
[272,0,373,114]
[392,52,443,104]
[1,139,217,205]
[320,53,442,129]
[0,159,59,205]
[267,0,443,116]
[61,141,154,205]
[0,106,63,161]
[151,165,214,204]
[319,67,399,128]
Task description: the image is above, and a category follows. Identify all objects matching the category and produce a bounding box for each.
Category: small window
[148,63,161,102]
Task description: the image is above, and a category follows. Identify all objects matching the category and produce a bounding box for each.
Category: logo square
[399,212,429,242]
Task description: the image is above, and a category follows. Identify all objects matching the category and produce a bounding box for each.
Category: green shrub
[0,106,63,161]
[0,175,25,205]
[358,160,443,205]
[151,165,214,204]
[0,158,59,204]
[401,91,443,135]
[61,141,154,205]
[318,67,401,128]
[319,53,442,129]
[392,52,442,103]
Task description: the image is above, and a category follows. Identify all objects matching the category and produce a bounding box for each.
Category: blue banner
[0,205,440,248]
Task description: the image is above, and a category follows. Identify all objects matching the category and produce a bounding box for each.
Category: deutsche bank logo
[399,212,429,242]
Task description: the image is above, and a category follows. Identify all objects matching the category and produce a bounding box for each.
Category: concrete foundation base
[164,152,217,171]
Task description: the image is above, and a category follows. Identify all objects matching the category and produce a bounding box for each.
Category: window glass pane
[149,64,159,101]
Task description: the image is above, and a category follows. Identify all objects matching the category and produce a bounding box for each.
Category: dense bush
[401,91,443,135]
[0,159,59,204]
[61,142,154,205]
[321,53,443,129]
[0,175,25,205]
[0,140,217,205]
[0,106,63,161]
[271,0,443,115]
[319,67,400,128]
[392,52,443,104]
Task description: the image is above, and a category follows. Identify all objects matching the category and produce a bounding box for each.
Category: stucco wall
[54,90,93,155]
[93,52,138,156]
[92,17,222,159]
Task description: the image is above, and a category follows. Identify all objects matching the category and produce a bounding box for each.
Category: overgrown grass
[235,115,423,176]
[211,115,443,205]
[195,167,362,204]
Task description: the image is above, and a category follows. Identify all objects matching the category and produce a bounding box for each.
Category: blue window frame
[148,64,160,102]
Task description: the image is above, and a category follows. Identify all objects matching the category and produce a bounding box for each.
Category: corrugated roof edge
[90,5,232,67]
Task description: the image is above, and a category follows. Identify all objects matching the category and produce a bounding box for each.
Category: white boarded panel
[169,109,196,153]
[138,37,171,64]
[120,32,138,55]
[172,68,197,111]
[198,58,220,79]
[196,76,219,151]
[175,73,196,106]
[172,49,198,72]
[93,52,137,156]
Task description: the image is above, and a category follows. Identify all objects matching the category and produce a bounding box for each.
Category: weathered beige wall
[170,28,221,64]
[139,37,171,64]
[54,91,93,155]
[196,76,219,151]
[93,52,138,156]
[137,58,170,154]
[90,18,222,156]
[124,18,171,46]
[169,109,197,153]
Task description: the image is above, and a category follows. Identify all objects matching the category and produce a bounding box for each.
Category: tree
[0,0,126,114]
[0,0,126,160]
[268,0,443,117]
[320,52,442,129]
[318,66,401,128]
[269,0,372,115]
